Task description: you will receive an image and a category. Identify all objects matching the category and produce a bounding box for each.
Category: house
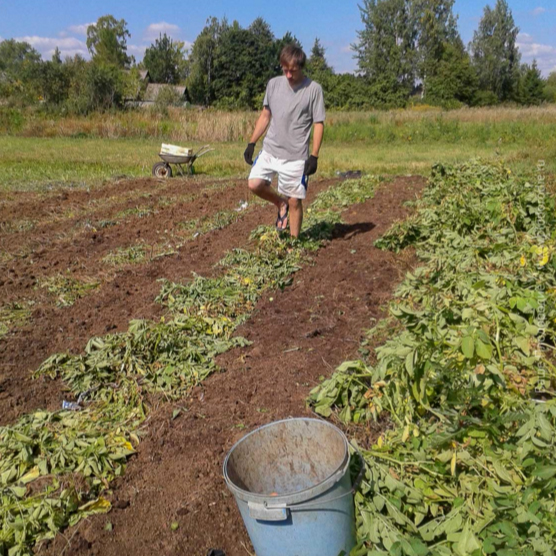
[142,83,188,106]
[125,69,189,107]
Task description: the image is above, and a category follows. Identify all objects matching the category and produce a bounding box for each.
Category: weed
[115,206,154,220]
[102,245,147,267]
[40,275,100,307]
[0,301,34,339]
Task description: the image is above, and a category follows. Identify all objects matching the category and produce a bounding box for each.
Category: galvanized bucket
[223,418,362,556]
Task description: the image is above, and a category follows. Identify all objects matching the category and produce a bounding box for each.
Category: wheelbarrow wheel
[152,162,172,178]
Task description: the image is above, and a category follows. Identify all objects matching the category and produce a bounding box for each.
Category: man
[244,44,325,238]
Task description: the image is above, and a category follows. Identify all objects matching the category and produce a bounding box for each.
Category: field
[1,108,555,555]
[1,106,556,192]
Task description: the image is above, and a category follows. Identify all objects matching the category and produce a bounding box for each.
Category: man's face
[282,62,304,86]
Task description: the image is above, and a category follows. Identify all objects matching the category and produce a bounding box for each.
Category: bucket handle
[261,443,366,514]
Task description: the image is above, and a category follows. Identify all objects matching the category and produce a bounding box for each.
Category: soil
[1,173,425,555]
[0,177,338,424]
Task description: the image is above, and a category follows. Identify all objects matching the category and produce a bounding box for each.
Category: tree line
[0,1,554,114]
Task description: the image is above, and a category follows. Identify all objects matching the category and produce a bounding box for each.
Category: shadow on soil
[332,222,376,240]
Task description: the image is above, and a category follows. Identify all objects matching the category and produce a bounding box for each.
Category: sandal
[275,203,289,232]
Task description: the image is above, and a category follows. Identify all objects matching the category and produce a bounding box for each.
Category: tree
[86,15,131,68]
[0,39,42,101]
[516,60,546,105]
[353,0,416,107]
[545,71,556,103]
[187,16,229,105]
[244,18,278,106]
[0,39,41,78]
[52,47,62,65]
[38,57,71,105]
[211,18,278,109]
[470,0,520,102]
[413,0,460,95]
[426,40,478,106]
[307,38,333,77]
[64,54,90,114]
[143,33,188,84]
[85,62,125,111]
[323,73,375,109]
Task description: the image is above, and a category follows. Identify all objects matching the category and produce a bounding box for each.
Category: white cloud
[128,44,148,60]
[68,23,95,36]
[144,22,181,41]
[14,35,88,59]
[517,36,556,75]
[518,32,534,44]
[531,7,546,16]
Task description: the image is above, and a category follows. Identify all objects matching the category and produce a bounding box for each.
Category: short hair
[280,44,306,69]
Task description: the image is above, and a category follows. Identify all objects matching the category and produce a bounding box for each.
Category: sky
[0,0,555,76]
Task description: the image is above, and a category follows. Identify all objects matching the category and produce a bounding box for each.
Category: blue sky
[0,0,554,75]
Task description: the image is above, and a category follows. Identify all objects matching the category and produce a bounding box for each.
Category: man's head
[280,44,306,87]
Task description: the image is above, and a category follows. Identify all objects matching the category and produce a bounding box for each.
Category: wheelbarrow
[152,145,214,178]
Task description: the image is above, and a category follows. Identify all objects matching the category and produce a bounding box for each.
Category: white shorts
[248,150,308,200]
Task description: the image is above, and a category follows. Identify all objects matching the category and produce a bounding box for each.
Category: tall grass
[1,106,555,192]
[3,105,556,144]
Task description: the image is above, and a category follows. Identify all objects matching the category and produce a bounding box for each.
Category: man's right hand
[244,143,256,165]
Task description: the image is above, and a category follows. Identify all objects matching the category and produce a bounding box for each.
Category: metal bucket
[223,418,361,556]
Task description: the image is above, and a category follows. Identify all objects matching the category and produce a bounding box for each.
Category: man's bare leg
[248,179,289,230]
[288,197,303,238]
[248,178,287,208]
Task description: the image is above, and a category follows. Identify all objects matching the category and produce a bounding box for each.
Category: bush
[472,89,499,107]
[153,85,184,115]
[0,107,24,133]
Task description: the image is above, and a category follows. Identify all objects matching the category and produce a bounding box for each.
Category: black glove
[304,155,318,176]
[244,143,256,165]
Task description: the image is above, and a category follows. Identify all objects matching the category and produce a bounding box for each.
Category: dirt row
[1,179,248,305]
[0,177,338,425]
[0,178,241,254]
[30,175,425,555]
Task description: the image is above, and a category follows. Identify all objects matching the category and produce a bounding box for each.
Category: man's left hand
[304,155,318,176]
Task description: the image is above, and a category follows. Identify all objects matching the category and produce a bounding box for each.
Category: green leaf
[314,405,332,418]
[461,336,474,359]
[475,339,492,360]
[532,465,556,480]
[11,486,27,498]
[405,350,415,376]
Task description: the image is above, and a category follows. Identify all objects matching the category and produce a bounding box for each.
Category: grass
[40,275,100,308]
[0,301,34,339]
[0,107,555,192]
[101,245,148,267]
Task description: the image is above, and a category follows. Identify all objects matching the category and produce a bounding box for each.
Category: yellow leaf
[19,466,40,485]
[377,436,383,448]
[451,452,457,476]
[402,425,410,443]
[78,496,111,514]
[540,247,549,267]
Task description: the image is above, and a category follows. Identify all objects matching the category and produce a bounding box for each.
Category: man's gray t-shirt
[262,76,325,161]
